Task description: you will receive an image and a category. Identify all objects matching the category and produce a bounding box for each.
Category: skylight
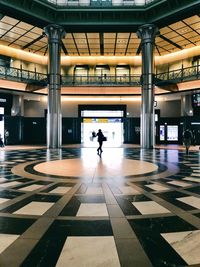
[47,0,157,7]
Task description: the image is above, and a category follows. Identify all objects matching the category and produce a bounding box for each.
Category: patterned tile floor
[0,146,200,267]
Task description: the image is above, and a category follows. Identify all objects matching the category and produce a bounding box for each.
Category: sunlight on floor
[34,148,158,178]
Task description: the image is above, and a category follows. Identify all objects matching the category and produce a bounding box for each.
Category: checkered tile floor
[0,147,200,267]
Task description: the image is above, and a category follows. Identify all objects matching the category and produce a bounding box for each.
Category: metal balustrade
[61,75,141,86]
[46,0,156,7]
[0,65,47,87]
[1,64,200,89]
[155,65,200,86]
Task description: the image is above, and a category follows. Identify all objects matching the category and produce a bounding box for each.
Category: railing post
[20,64,23,81]
[35,67,37,80]
[167,65,169,80]
[5,66,7,79]
[181,64,184,82]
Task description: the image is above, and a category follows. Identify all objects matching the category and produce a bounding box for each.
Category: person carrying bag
[96,129,106,156]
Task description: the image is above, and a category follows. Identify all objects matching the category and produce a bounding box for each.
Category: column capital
[44,24,66,43]
[137,24,159,43]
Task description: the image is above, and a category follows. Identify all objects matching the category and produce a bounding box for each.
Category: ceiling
[1,14,200,57]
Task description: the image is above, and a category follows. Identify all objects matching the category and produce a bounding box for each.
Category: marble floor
[0,146,200,267]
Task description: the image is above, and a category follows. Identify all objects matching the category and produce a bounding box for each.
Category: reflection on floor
[0,146,200,267]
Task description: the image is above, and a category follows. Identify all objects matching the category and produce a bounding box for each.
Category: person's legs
[185,140,190,155]
[97,141,103,155]
[97,142,100,154]
[99,141,103,153]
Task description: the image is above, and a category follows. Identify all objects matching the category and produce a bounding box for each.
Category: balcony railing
[62,75,141,86]
[0,65,47,87]
[1,64,200,89]
[46,0,157,7]
[155,65,200,86]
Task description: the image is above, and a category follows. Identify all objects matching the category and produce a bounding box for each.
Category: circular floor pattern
[34,157,158,178]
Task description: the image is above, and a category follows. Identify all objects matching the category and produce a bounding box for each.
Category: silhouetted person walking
[183,128,193,155]
[4,129,9,145]
[0,134,4,147]
[96,129,106,156]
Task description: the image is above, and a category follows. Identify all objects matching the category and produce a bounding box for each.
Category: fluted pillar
[44,24,66,148]
[181,95,193,116]
[137,24,159,149]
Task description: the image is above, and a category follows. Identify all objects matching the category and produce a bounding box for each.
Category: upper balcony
[1,64,200,94]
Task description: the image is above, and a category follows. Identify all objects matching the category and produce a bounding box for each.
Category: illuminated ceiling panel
[0,15,200,56]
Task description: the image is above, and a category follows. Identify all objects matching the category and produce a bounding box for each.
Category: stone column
[44,24,65,148]
[181,95,193,116]
[137,24,159,149]
[11,95,24,116]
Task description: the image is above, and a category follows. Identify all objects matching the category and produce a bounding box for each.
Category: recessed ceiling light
[117,40,125,43]
[178,28,190,34]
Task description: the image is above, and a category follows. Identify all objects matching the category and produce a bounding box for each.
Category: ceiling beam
[85,33,91,55]
[136,42,141,55]
[159,34,182,50]
[99,32,104,55]
[61,40,68,55]
[114,33,118,56]
[125,32,131,55]
[44,45,48,56]
[155,45,161,56]
[72,33,80,56]
[22,34,45,50]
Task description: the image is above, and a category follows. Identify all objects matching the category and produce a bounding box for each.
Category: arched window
[74,65,89,83]
[95,65,110,79]
[116,65,130,82]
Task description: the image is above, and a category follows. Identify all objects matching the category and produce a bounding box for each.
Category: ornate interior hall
[0,0,200,266]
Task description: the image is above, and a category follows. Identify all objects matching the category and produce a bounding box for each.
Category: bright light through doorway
[82,118,124,148]
[81,110,124,147]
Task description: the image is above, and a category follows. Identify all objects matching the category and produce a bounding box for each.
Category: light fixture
[61,96,141,102]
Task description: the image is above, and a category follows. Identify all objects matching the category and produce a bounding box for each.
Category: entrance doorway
[81,110,124,147]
